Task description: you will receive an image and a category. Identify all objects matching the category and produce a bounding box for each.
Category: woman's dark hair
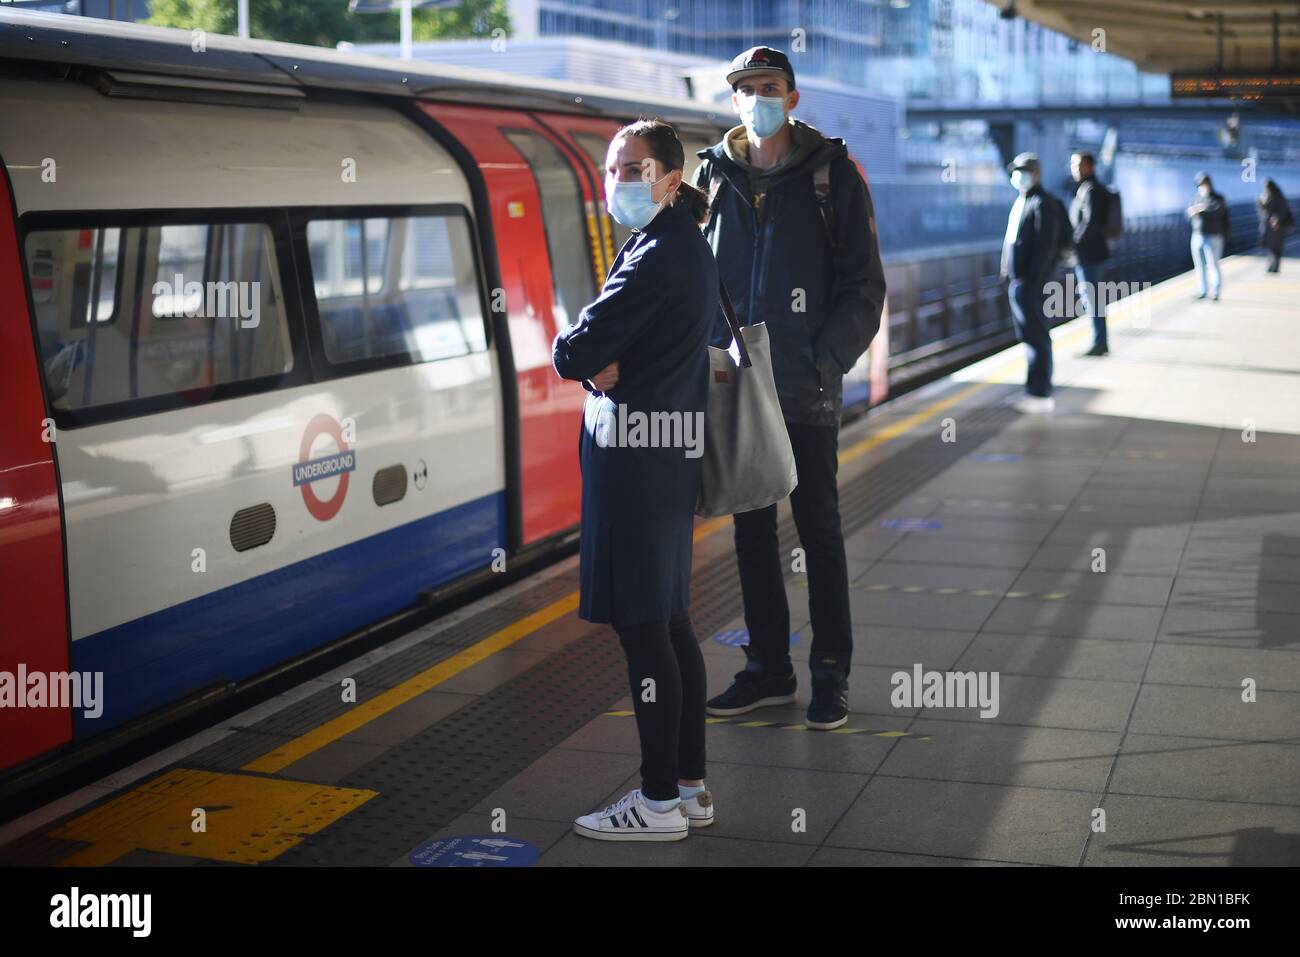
[612,117,710,224]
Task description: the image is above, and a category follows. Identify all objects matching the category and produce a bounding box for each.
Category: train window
[305,214,486,366]
[24,221,292,412]
[571,131,632,254]
[502,128,596,330]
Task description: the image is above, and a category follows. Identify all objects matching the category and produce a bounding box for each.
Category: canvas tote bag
[696,280,798,517]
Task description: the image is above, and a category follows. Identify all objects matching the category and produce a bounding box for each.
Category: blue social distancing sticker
[970,453,1021,463]
[881,518,943,531]
[711,629,801,647]
[409,835,539,867]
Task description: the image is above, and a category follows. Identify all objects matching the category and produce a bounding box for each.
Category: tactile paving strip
[268,395,1021,865]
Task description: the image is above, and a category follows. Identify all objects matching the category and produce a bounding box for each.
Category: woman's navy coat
[552,198,717,626]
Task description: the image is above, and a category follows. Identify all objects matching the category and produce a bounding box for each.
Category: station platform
[3,250,1299,868]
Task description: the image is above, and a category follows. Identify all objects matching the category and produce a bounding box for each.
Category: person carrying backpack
[1069,150,1114,356]
[695,46,886,731]
[1001,151,1067,414]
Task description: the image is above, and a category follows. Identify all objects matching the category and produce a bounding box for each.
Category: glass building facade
[524,0,1169,105]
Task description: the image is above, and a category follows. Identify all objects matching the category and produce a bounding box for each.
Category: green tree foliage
[145,0,510,48]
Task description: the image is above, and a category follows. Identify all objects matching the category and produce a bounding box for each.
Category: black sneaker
[1082,344,1108,357]
[806,674,849,730]
[706,668,796,716]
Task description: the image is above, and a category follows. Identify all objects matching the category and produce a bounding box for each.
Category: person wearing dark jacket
[692,46,886,731]
[553,119,717,841]
[1258,179,1294,273]
[1187,171,1229,300]
[1002,151,1066,413]
[1069,151,1111,356]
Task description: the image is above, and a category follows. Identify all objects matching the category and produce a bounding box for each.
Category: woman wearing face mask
[552,119,718,841]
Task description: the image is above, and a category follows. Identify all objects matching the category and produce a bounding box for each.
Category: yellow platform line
[242,593,578,774]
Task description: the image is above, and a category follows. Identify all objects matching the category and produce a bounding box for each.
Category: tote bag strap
[717,279,753,369]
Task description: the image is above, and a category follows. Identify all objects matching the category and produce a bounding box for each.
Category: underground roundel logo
[294,413,356,522]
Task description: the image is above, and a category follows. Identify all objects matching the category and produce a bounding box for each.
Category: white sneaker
[681,789,714,828]
[573,789,689,842]
[1011,395,1055,414]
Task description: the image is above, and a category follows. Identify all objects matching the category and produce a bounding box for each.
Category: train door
[0,166,72,773]
[528,115,625,274]
[425,105,607,546]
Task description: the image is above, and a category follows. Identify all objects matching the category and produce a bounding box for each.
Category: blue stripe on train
[70,491,506,736]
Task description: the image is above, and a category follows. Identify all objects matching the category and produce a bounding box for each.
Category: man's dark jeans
[1074,259,1109,351]
[732,421,851,679]
[1009,278,1053,397]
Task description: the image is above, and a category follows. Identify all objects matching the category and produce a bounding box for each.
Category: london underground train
[0,10,881,787]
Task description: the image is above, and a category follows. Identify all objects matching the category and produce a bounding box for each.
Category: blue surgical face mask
[737,93,787,138]
[606,172,671,230]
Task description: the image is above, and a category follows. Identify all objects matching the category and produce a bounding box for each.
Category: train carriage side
[0,76,511,761]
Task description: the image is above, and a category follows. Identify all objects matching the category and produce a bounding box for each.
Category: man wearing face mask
[1001,152,1068,415]
[695,46,886,731]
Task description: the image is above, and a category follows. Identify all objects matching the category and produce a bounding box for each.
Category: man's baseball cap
[1195,170,1211,184]
[1006,151,1040,174]
[726,46,796,89]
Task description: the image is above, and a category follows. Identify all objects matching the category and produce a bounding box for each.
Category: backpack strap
[812,161,840,253]
[702,160,724,239]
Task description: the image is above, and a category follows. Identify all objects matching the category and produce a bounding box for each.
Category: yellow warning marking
[607,710,636,717]
[738,720,775,727]
[854,582,1071,602]
[693,515,731,543]
[705,717,730,724]
[242,592,580,774]
[51,768,376,866]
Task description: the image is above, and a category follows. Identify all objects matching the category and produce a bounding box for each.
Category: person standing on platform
[1069,150,1111,356]
[1187,172,1229,300]
[553,120,716,841]
[1002,152,1066,415]
[1258,179,1294,274]
[693,46,886,732]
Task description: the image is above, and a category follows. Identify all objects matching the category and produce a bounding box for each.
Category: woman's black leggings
[613,609,707,801]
